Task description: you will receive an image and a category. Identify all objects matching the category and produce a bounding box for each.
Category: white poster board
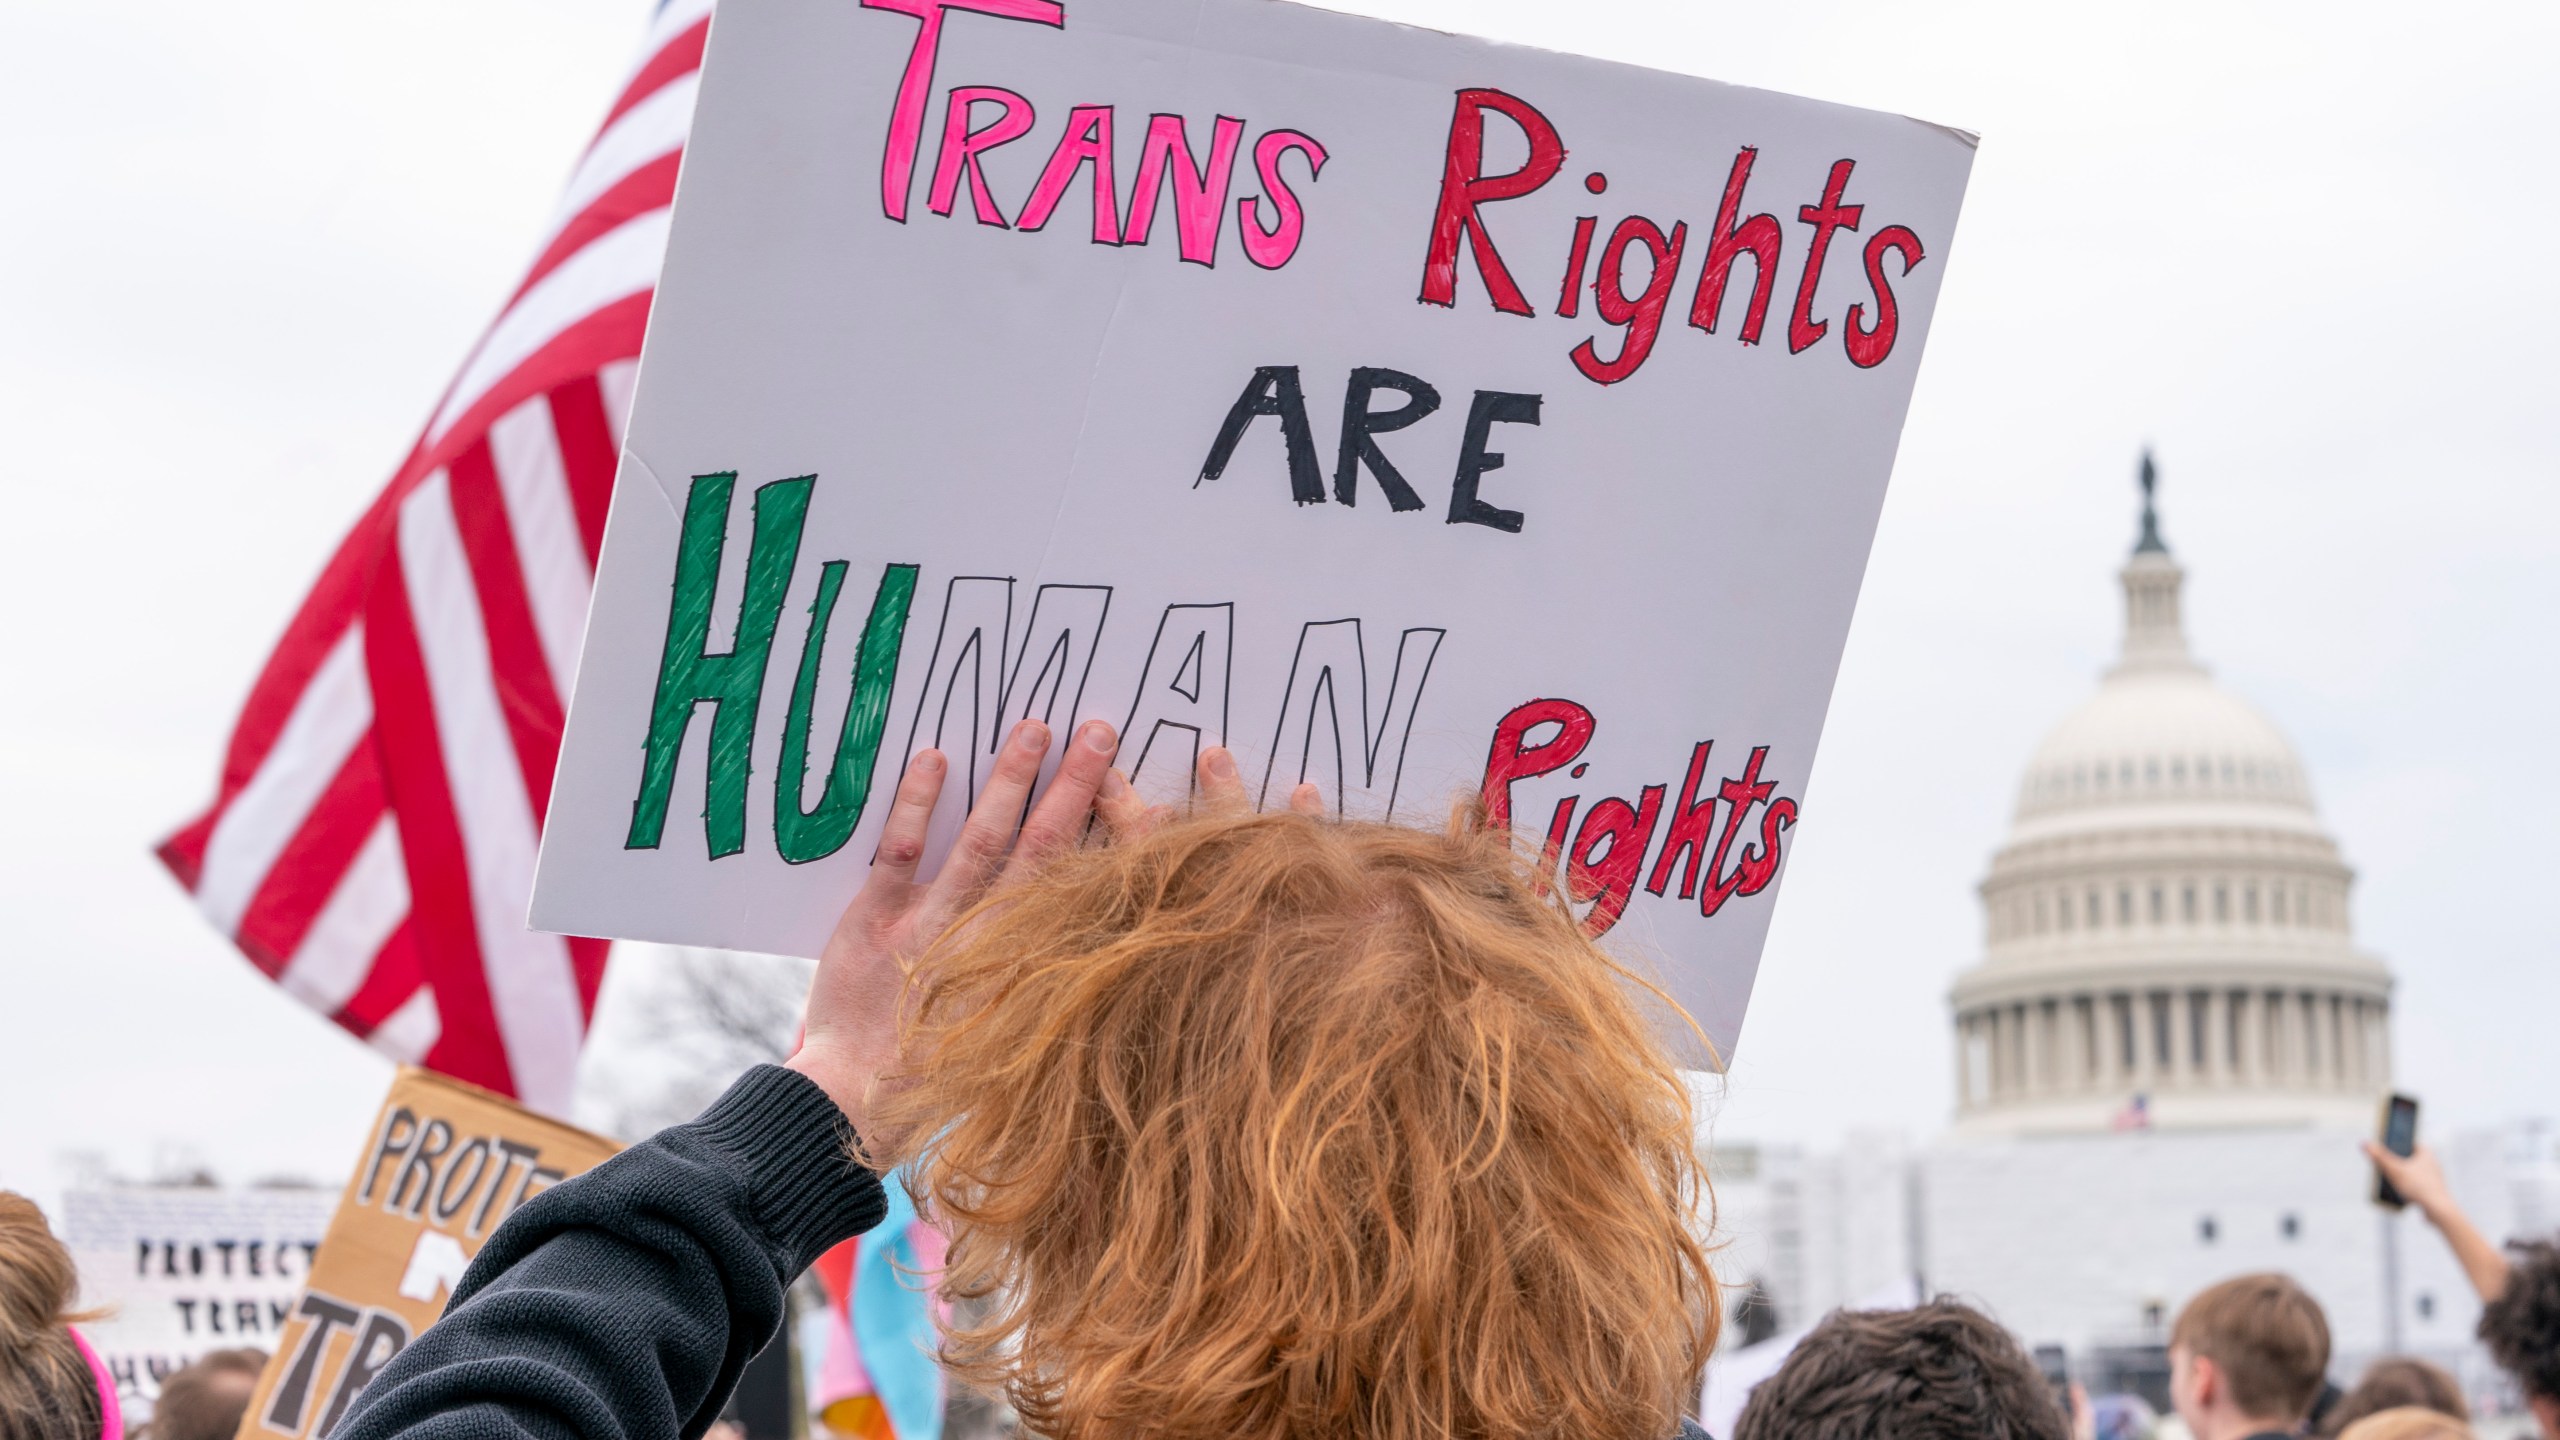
[532,0,1974,1060]
[61,1189,335,1419]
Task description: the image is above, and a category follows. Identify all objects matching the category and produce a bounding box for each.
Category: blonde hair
[873,807,1719,1440]
[2337,1407,2474,1440]
[0,1192,107,1440]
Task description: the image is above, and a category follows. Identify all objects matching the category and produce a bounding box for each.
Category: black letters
[266,1293,361,1433]
[1332,368,1438,511]
[1199,365,1323,505]
[1448,390,1542,533]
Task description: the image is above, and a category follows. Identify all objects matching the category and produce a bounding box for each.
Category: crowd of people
[3,727,2555,1440]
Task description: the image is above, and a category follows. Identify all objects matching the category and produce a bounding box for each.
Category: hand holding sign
[529,0,1975,1062]
[792,721,1329,1136]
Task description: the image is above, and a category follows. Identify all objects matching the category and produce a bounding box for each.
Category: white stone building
[1712,465,2555,1416]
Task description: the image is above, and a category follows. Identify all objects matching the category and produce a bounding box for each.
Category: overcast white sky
[3,0,2553,1209]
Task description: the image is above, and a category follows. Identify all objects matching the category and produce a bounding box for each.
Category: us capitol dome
[1950,458,2392,1134]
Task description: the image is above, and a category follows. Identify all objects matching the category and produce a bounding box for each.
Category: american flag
[156,0,710,1114]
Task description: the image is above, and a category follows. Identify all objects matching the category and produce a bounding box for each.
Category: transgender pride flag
[805,1183,947,1440]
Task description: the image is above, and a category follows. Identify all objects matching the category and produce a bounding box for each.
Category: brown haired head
[2171,1272,2332,1422]
[871,807,1719,1440]
[2335,1407,2474,1440]
[2324,1356,2467,1435]
[148,1350,269,1440]
[1730,1298,2068,1440]
[2481,1240,2560,1404]
[0,1191,108,1440]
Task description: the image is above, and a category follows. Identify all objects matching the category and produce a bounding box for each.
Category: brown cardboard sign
[235,1068,621,1440]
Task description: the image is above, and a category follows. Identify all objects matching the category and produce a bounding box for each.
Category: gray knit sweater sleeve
[335,1065,889,1440]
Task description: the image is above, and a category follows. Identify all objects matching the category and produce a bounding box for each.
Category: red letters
[1786,159,1864,355]
[1571,215,1688,385]
[1845,224,1922,369]
[1480,698,1595,831]
[1416,89,1567,315]
[1699,746,1777,916]
[1690,147,1783,345]
[1484,716,1800,931]
[1570,784,1668,936]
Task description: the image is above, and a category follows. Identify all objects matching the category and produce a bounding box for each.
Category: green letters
[625,471,915,862]
[775,560,918,864]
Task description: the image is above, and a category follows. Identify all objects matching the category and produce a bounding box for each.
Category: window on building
[2119,760,2135,788]
[2273,887,2288,924]
[2303,994,2321,1068]
[2183,885,2198,922]
[2118,887,2134,925]
[2416,1292,2435,1322]
[2152,992,2173,1068]
[2215,885,2230,922]
[2034,895,2049,934]
[2146,757,2161,786]
[2074,766,2087,794]
[2115,996,2136,1075]
[2150,886,2166,923]
[2245,885,2261,923]
[2059,890,2074,931]
[2227,991,2246,1070]
[2172,757,2188,785]
[2142,1301,2165,1331]
[2280,1213,2301,1240]
[2221,757,2236,785]
[2087,890,2102,928]
[2199,1216,2218,1243]
[2189,990,2209,1068]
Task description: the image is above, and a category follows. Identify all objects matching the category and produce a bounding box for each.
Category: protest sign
[530,0,1975,1058]
[233,1068,618,1440]
[61,1188,335,1419]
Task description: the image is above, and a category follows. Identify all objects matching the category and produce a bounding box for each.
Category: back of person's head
[2324,1356,2467,1435]
[145,1350,265,1440]
[2481,1240,2560,1406]
[2171,1272,2331,1423]
[0,1192,107,1440]
[875,808,1719,1440]
[1729,1298,2067,1440]
[2336,1406,2474,1440]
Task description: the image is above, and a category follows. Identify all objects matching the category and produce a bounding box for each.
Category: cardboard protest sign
[531,0,1975,1058]
[234,1068,618,1440]
[61,1189,335,1419]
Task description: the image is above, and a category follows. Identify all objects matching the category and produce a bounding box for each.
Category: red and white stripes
[159,0,708,1114]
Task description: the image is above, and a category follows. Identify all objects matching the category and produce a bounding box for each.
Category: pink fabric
[68,1328,124,1440]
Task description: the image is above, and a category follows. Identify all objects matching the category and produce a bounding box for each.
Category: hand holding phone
[2373,1094,2420,1209]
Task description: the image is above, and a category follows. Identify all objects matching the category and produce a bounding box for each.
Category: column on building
[2059,994,2087,1093]
[2023,998,2049,1099]
[2201,978,2222,1081]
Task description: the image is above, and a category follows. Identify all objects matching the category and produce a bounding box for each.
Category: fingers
[1095,768,1155,841]
[1014,720,1118,865]
[1288,781,1324,816]
[869,750,947,888]
[1197,745,1250,813]
[929,719,1053,908]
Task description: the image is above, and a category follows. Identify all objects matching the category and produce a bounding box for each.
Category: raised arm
[2367,1141,2511,1304]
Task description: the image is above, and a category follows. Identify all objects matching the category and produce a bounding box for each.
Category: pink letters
[861,0,1065,224]
[860,2,1327,268]
[928,86,1037,226]
[1125,114,1247,265]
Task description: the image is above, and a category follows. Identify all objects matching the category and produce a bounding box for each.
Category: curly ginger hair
[870,806,1720,1440]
